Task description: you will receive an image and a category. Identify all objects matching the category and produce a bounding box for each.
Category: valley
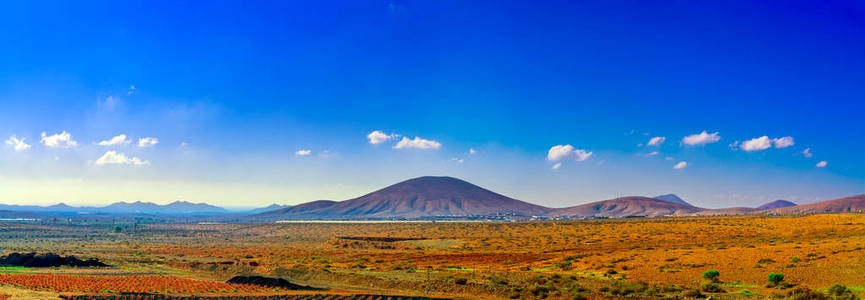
[2,214,865,298]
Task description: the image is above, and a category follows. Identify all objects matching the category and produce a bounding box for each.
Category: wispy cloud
[682,131,721,146]
[647,136,666,146]
[802,148,813,158]
[97,134,131,146]
[816,161,827,168]
[295,149,311,156]
[469,148,477,155]
[95,151,150,166]
[551,162,562,170]
[4,135,31,151]
[772,136,794,148]
[138,137,159,148]
[41,131,78,148]
[393,136,441,150]
[673,161,688,169]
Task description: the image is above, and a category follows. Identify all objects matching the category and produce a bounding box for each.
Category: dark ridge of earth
[0,252,106,267]
[227,275,324,290]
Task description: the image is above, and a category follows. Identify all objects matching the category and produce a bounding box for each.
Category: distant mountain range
[252,176,864,220]
[1,176,862,220]
[0,201,229,215]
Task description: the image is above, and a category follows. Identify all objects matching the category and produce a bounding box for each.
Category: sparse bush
[701,282,723,293]
[454,277,468,285]
[488,275,508,286]
[786,286,827,300]
[758,258,776,264]
[828,284,851,296]
[702,270,720,282]
[792,256,801,263]
[682,289,706,298]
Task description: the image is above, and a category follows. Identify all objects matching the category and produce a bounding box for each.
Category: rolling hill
[769,195,865,214]
[757,200,797,210]
[255,176,551,219]
[551,196,703,218]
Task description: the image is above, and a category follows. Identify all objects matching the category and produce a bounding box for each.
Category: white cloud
[4,135,31,151]
[551,162,562,170]
[647,151,659,156]
[41,131,78,148]
[673,161,688,169]
[469,148,477,155]
[647,136,666,146]
[97,134,131,146]
[95,151,149,166]
[546,144,592,162]
[393,136,441,150]
[802,148,813,158]
[127,85,136,95]
[367,130,397,144]
[740,136,795,151]
[451,157,464,164]
[772,136,794,148]
[682,131,721,146]
[665,157,675,161]
[295,149,311,156]
[740,136,772,151]
[816,161,827,168]
[138,137,158,147]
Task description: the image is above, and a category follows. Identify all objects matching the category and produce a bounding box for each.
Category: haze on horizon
[0,1,863,209]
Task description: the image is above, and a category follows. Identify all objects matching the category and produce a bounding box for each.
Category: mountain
[757,200,797,210]
[255,176,551,219]
[653,194,693,206]
[256,200,338,219]
[769,195,865,214]
[162,201,228,214]
[552,196,703,218]
[246,204,291,214]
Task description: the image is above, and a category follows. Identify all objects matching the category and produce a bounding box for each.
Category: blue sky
[0,1,863,208]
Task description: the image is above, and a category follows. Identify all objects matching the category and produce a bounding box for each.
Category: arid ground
[1,214,865,299]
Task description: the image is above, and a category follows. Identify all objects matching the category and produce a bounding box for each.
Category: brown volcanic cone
[257,176,550,219]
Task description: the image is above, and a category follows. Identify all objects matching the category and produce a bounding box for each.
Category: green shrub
[792,256,801,263]
[768,273,785,284]
[701,282,723,293]
[702,270,720,282]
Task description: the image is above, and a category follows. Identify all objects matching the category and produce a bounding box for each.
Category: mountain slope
[552,196,703,217]
[757,200,797,210]
[769,195,865,214]
[246,204,291,214]
[653,194,693,206]
[256,176,551,219]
